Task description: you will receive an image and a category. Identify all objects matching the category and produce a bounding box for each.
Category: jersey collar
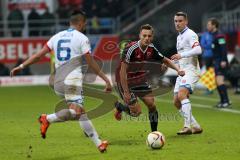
[67,28,75,32]
[138,40,148,53]
[179,27,188,35]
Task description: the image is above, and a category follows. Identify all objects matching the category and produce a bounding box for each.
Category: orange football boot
[38,114,50,139]
[98,140,109,153]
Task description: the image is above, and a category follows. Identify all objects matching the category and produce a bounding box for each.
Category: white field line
[156,98,240,114]
[190,95,218,102]
[191,94,240,101]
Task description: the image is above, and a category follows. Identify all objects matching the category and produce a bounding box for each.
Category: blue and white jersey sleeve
[188,32,200,48]
[46,35,55,50]
[80,35,91,55]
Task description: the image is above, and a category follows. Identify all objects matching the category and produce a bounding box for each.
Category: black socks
[217,84,229,103]
[115,101,130,114]
[148,110,158,132]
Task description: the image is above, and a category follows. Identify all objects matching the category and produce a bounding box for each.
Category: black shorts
[203,57,213,69]
[214,63,227,76]
[116,82,152,104]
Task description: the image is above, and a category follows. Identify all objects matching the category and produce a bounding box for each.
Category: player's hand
[10,66,22,77]
[221,61,227,68]
[177,69,185,76]
[123,91,131,104]
[171,54,182,60]
[104,82,112,93]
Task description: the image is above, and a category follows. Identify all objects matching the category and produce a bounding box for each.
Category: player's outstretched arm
[10,46,50,77]
[119,62,131,104]
[171,45,202,60]
[84,53,112,92]
[162,57,185,76]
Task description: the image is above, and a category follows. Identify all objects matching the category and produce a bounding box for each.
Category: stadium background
[0,0,239,79]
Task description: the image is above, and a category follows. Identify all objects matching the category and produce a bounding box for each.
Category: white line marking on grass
[156,98,240,114]
[190,95,218,102]
[192,93,240,101]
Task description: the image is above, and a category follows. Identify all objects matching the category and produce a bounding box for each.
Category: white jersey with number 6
[46,28,91,105]
[46,28,91,69]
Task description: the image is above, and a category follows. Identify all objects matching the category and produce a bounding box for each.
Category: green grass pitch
[0,85,240,160]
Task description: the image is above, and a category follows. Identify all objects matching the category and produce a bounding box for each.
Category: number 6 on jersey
[57,39,71,61]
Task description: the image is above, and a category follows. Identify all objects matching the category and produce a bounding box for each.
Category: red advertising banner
[93,35,119,60]
[8,0,47,10]
[0,35,119,64]
[0,38,50,63]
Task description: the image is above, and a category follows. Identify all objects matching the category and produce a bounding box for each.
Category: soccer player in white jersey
[10,11,112,152]
[171,12,203,135]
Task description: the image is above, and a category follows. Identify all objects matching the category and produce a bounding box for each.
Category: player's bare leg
[176,87,202,135]
[141,93,158,132]
[174,91,192,135]
[39,103,108,153]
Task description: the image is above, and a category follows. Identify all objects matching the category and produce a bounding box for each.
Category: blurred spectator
[0,63,10,76]
[41,7,55,36]
[7,4,24,37]
[89,3,99,17]
[90,15,100,34]
[83,0,94,15]
[99,18,112,34]
[14,59,32,76]
[70,0,84,6]
[58,0,70,6]
[228,46,240,94]
[55,0,123,33]
[200,31,213,69]
[228,58,240,94]
[0,13,3,37]
[28,8,41,36]
[200,25,214,95]
[100,0,119,17]
[56,4,71,29]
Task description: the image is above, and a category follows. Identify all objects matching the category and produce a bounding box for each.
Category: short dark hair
[208,17,219,28]
[70,10,87,24]
[140,24,154,33]
[175,11,188,20]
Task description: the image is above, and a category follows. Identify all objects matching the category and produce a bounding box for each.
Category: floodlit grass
[0,86,240,160]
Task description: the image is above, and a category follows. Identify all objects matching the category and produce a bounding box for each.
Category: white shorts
[54,67,84,106]
[174,71,200,94]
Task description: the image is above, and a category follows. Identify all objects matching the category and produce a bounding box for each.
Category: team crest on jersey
[192,35,198,40]
[146,51,152,58]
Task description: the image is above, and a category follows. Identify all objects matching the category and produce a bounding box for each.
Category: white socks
[190,114,200,128]
[47,109,76,123]
[79,114,102,147]
[46,109,102,147]
[47,113,61,123]
[180,99,200,128]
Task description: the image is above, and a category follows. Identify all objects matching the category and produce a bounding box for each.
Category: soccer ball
[146,131,165,149]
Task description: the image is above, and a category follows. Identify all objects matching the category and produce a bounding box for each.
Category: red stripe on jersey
[44,44,51,52]
[192,42,200,48]
[84,51,91,55]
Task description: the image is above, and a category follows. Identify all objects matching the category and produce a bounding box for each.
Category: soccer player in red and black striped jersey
[114,24,185,132]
